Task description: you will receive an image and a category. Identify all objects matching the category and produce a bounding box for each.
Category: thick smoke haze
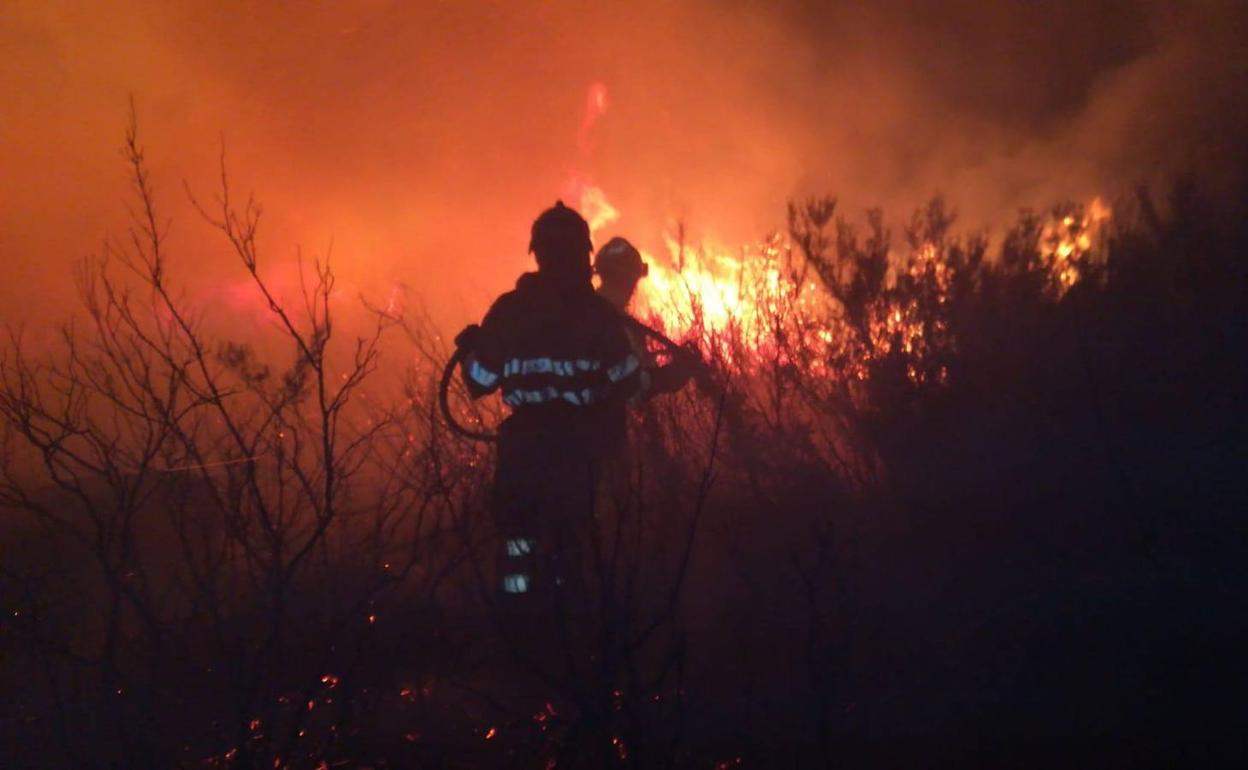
[2,0,1244,334]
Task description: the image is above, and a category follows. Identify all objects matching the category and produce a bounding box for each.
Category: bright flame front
[578,182,1111,386]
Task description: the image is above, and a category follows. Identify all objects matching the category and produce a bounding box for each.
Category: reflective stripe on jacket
[462,271,643,409]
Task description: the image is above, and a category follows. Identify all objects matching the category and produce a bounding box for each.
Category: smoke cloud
[2,0,1244,333]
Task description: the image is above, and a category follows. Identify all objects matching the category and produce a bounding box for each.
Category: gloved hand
[679,341,719,391]
[454,323,481,351]
[652,341,707,393]
[677,340,703,363]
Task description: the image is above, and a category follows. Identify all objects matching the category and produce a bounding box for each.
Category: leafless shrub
[0,111,480,769]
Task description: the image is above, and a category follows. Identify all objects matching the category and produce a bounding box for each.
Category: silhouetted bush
[2,122,1245,767]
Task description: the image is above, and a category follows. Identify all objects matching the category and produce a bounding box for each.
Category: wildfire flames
[1039,197,1113,298]
[577,186,829,364]
[580,180,1111,386]
[570,83,1112,386]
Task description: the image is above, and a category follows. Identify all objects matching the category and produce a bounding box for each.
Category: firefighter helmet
[594,236,648,282]
[529,201,593,274]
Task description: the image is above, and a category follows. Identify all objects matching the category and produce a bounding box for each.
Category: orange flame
[578,183,620,234]
[578,177,1108,387]
[577,81,610,156]
[1039,196,1112,297]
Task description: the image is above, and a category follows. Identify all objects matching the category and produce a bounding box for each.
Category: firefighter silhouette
[593,236,700,397]
[456,202,644,601]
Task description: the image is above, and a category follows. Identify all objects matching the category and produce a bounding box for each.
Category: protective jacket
[462,270,643,596]
[464,271,643,414]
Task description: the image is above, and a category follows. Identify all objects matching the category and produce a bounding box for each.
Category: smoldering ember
[1,2,1245,768]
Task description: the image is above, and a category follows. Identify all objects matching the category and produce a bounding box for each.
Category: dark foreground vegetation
[2,128,1245,768]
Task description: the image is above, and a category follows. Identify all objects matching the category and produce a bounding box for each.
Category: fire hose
[438,315,706,443]
[438,345,500,443]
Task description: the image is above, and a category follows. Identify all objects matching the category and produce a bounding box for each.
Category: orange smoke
[1,1,1236,345]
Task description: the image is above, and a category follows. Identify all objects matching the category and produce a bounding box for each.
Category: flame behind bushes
[586,185,1111,394]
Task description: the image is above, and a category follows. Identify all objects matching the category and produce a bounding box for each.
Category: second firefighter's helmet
[594,236,648,283]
